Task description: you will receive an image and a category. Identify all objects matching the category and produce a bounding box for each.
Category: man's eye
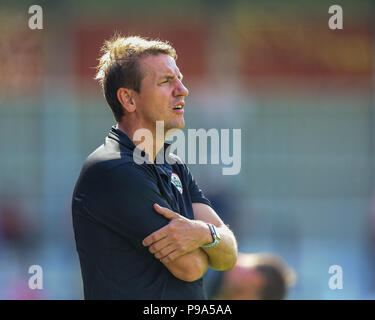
[161,79,169,84]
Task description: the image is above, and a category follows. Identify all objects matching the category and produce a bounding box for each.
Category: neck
[117,120,165,164]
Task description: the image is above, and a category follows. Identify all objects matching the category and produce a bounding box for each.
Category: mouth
[172,102,185,113]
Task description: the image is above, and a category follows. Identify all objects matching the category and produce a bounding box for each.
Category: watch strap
[201,223,220,248]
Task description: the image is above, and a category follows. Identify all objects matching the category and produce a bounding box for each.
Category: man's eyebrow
[159,73,183,80]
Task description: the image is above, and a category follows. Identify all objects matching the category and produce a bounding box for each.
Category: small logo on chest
[171,173,183,194]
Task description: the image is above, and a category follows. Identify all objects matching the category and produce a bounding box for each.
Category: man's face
[133,54,189,132]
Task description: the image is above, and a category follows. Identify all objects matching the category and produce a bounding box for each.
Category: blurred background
[0,0,374,299]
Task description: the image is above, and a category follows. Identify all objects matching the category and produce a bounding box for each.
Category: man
[72,35,238,299]
[206,253,296,300]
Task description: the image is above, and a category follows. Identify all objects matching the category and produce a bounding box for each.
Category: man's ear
[117,88,136,113]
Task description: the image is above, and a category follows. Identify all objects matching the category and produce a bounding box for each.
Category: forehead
[140,54,180,78]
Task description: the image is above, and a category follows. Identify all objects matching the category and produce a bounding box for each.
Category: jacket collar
[108,125,173,169]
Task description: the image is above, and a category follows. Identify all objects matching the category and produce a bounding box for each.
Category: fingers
[142,205,180,246]
[153,243,179,260]
[160,248,185,264]
[143,205,195,263]
[153,204,180,220]
[144,233,187,263]
[145,236,182,263]
[142,226,169,246]
[148,236,176,255]
[153,243,185,264]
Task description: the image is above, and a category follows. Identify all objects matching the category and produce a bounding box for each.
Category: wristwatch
[201,224,221,248]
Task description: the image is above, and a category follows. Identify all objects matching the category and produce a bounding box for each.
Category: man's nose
[174,79,189,97]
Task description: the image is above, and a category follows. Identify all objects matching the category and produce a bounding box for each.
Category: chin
[166,119,185,131]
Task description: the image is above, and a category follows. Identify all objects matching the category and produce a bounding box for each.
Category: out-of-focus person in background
[205,252,296,300]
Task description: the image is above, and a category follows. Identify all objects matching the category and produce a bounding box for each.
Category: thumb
[153,203,180,220]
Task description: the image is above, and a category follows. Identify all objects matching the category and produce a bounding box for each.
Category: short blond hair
[95,35,177,121]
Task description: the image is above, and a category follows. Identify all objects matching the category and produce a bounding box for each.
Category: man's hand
[142,204,212,263]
